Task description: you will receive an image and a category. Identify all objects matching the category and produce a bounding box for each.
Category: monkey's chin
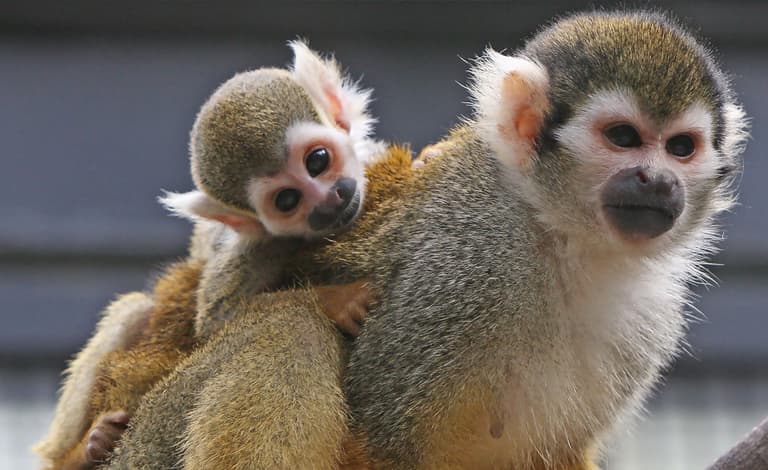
[602,205,676,243]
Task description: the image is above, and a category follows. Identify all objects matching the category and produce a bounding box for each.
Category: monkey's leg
[48,260,202,469]
[181,288,348,470]
[107,288,347,470]
[34,292,153,469]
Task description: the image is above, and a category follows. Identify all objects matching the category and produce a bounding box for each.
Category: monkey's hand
[413,140,452,168]
[313,279,372,337]
[84,410,130,465]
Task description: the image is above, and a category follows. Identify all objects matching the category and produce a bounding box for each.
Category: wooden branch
[707,416,768,470]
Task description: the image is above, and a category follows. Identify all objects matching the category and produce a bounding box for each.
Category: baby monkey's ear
[159,190,266,238]
[289,40,374,141]
[470,49,549,171]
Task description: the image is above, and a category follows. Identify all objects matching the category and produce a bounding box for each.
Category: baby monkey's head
[163,41,379,239]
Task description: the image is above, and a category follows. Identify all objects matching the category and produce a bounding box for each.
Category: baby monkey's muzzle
[308,177,360,232]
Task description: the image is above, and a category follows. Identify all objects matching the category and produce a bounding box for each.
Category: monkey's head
[162,42,378,239]
[472,11,748,252]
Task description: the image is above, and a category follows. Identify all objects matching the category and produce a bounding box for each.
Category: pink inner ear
[324,86,350,132]
[211,213,265,236]
[516,106,543,143]
[501,72,545,146]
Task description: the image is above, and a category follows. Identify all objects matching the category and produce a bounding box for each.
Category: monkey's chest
[478,281,685,465]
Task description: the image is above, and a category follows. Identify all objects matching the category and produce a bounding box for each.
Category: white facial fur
[554,88,719,248]
[247,121,365,238]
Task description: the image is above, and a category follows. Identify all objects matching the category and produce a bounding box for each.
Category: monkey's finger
[93,423,124,445]
[337,317,361,337]
[352,289,372,308]
[350,306,367,323]
[103,410,131,428]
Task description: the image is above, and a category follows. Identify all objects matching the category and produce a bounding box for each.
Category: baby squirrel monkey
[34,41,389,470]
[161,39,383,340]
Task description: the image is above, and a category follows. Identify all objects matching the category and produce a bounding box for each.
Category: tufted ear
[159,190,266,238]
[470,49,549,171]
[289,40,375,143]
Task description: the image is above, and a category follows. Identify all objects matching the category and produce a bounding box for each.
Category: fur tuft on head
[289,40,379,163]
[469,48,549,170]
[720,102,750,169]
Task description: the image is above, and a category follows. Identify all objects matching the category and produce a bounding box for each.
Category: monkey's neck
[195,236,308,340]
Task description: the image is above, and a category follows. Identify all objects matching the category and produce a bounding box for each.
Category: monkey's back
[336,128,547,464]
[334,126,684,468]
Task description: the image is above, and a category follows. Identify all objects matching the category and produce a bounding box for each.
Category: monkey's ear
[159,190,266,238]
[470,49,549,170]
[289,40,375,142]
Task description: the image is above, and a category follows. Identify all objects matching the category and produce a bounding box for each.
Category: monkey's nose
[308,178,360,232]
[601,166,685,241]
[332,177,357,206]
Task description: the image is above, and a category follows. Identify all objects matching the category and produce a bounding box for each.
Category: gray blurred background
[0,1,765,468]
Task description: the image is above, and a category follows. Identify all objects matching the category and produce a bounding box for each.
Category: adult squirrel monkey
[330,11,748,469]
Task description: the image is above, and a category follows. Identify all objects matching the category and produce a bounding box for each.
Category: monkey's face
[548,90,726,249]
[524,89,740,258]
[472,13,746,255]
[499,13,749,253]
[247,121,365,238]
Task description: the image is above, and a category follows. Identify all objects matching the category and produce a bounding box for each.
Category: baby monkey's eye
[666,134,695,159]
[604,124,642,148]
[306,147,330,177]
[274,189,301,212]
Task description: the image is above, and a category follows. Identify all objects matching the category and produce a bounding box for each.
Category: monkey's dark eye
[306,147,330,177]
[666,134,695,159]
[604,124,642,148]
[274,189,301,212]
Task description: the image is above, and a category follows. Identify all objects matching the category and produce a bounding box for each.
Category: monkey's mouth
[308,191,362,234]
[602,204,677,241]
[336,191,362,228]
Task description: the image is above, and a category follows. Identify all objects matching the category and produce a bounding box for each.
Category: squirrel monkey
[325,11,749,469]
[66,10,746,470]
[103,145,417,470]
[34,41,391,470]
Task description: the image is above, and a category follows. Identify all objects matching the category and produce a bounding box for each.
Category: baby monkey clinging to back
[163,40,383,340]
[35,41,386,469]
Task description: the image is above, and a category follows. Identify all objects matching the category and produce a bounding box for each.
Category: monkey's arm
[33,292,154,469]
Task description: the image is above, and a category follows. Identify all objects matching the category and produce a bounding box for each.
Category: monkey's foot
[84,410,130,465]
[314,279,372,337]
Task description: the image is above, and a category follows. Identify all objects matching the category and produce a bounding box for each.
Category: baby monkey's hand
[413,140,453,168]
[314,279,372,337]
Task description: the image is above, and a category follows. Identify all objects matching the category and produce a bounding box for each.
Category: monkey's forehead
[197,73,321,165]
[525,12,729,123]
[189,71,323,212]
